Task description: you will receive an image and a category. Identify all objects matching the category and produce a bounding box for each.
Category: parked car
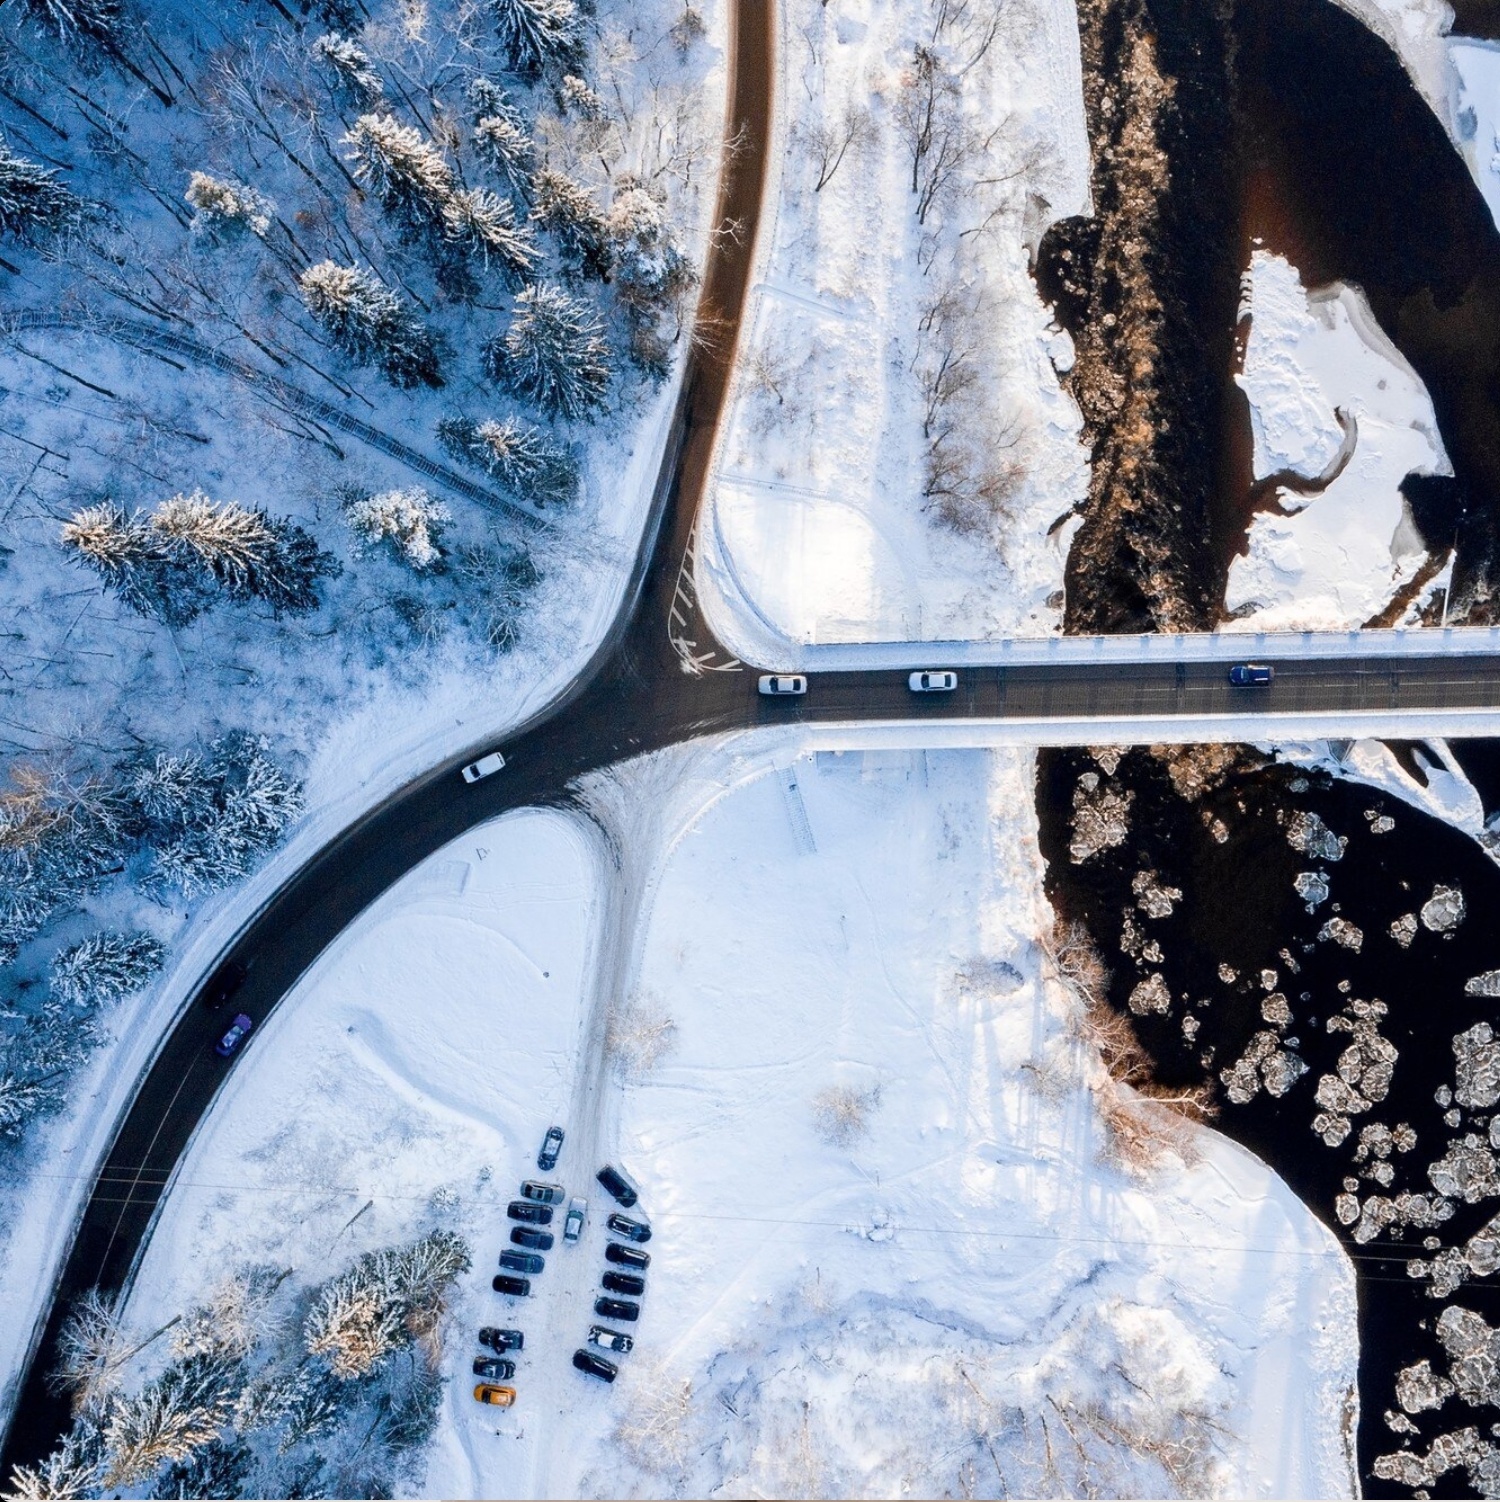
[589,1325,634,1354]
[602,1270,645,1297]
[596,1165,639,1208]
[595,1296,640,1323]
[520,1180,565,1205]
[200,959,247,1010]
[908,670,958,692]
[564,1197,587,1244]
[510,1226,553,1251]
[605,1242,650,1270]
[1228,663,1274,686]
[572,1349,618,1383]
[478,1327,524,1353]
[537,1125,565,1171]
[215,1013,254,1058]
[757,674,807,697]
[473,1357,515,1381]
[606,1213,651,1244]
[499,1250,544,1275]
[492,1275,531,1297]
[461,751,506,783]
[474,1384,516,1406]
[507,1201,553,1225]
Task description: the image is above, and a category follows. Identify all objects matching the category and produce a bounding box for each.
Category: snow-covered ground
[1226,249,1450,631]
[695,0,1090,656]
[118,730,1359,1498]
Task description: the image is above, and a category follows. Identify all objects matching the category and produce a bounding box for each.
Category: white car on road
[909,670,958,692]
[758,674,807,696]
[461,751,506,783]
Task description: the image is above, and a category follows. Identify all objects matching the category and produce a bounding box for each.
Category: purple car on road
[216,1013,254,1057]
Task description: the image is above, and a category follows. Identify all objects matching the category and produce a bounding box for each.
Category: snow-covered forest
[0,0,718,1157]
[11,1229,472,1498]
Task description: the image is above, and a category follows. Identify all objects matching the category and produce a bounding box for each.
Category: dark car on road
[605,1242,650,1270]
[521,1180,565,1205]
[511,1226,554,1251]
[215,1013,254,1058]
[602,1270,645,1297]
[596,1164,639,1208]
[607,1213,651,1243]
[595,1296,640,1322]
[590,1325,633,1354]
[1228,663,1274,686]
[473,1356,515,1381]
[492,1274,531,1297]
[200,959,247,1010]
[479,1327,523,1353]
[500,1250,544,1275]
[507,1200,553,1225]
[538,1126,564,1172]
[573,1349,618,1383]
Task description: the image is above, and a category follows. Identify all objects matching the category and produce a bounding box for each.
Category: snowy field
[1227,249,1450,631]
[117,733,1359,1498]
[696,0,1091,654]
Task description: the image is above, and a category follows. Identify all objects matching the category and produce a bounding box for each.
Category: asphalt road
[11,0,1500,1473]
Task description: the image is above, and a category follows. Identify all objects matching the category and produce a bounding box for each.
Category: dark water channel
[1037,0,1500,1493]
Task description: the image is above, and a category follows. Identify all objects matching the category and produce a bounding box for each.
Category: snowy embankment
[695,0,1091,656]
[118,729,1359,1498]
[1226,249,1450,631]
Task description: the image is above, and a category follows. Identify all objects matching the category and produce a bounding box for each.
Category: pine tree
[343,114,456,243]
[151,1438,251,1501]
[130,751,218,833]
[102,1355,234,1487]
[486,0,583,79]
[5,1431,103,1501]
[529,169,609,280]
[0,136,83,244]
[606,182,696,311]
[184,173,273,241]
[299,261,444,388]
[484,283,611,419]
[311,32,383,104]
[58,502,176,620]
[50,930,165,1010]
[0,1072,49,1139]
[436,414,578,507]
[303,1278,404,1380]
[469,81,534,200]
[442,187,537,286]
[343,487,451,570]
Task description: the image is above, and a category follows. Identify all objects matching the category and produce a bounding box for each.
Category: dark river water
[1039,0,1500,1494]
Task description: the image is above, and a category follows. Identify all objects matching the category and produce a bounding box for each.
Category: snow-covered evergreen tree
[311,32,383,104]
[50,930,165,1009]
[151,1438,251,1501]
[436,414,578,507]
[5,1430,102,1501]
[343,114,456,243]
[102,1356,234,1487]
[606,182,697,312]
[442,187,537,286]
[484,283,612,419]
[298,261,443,389]
[469,82,535,200]
[529,168,609,280]
[303,1279,404,1380]
[0,1072,50,1139]
[486,0,583,79]
[559,74,606,122]
[0,135,83,244]
[343,487,451,570]
[184,173,273,241]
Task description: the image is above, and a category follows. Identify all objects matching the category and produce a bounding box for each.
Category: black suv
[511,1226,554,1251]
[500,1250,544,1275]
[605,1242,650,1269]
[479,1327,523,1352]
[602,1270,645,1297]
[538,1125,564,1171]
[607,1213,651,1243]
[507,1200,553,1225]
[473,1356,515,1381]
[572,1349,618,1383]
[595,1296,639,1322]
[492,1274,531,1297]
[596,1164,639,1208]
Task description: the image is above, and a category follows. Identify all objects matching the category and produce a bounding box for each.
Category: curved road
[11,0,1500,1473]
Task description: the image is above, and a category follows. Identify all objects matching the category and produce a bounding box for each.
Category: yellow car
[474,1383,517,1407]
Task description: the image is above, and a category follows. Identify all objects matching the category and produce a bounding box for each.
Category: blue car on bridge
[1228,663,1274,686]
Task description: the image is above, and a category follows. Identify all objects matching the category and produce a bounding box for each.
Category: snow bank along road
[8,0,1500,1475]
